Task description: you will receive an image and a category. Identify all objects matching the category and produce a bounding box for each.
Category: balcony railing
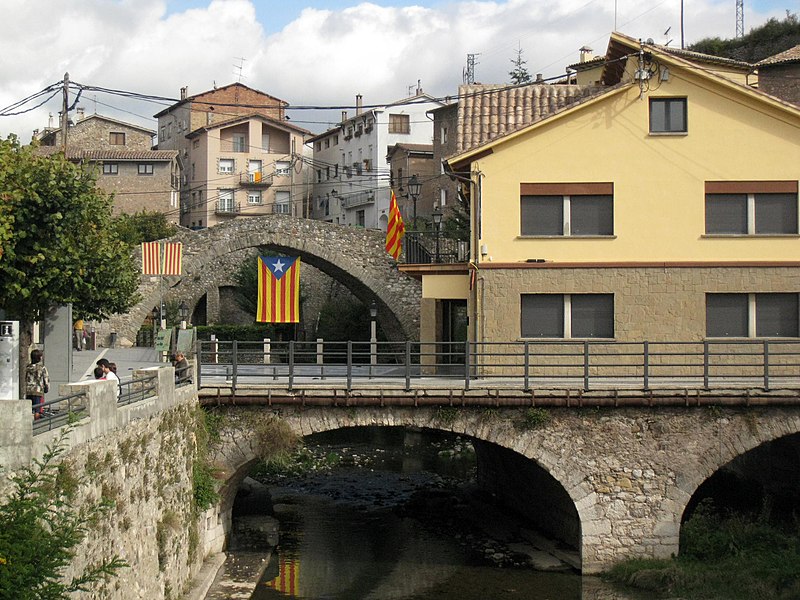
[403,232,469,264]
[340,191,375,209]
[240,171,273,186]
[272,203,291,215]
[215,201,240,215]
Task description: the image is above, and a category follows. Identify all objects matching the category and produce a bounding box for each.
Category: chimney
[180,86,188,100]
[76,107,85,121]
[579,46,594,63]
[341,111,348,122]
[355,94,363,116]
[535,73,544,83]
[416,79,422,95]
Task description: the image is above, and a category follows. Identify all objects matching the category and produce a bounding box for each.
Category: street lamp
[369,301,378,377]
[407,174,422,229]
[178,301,189,330]
[432,205,443,263]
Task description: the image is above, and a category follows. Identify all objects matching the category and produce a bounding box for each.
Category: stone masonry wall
[759,65,800,106]
[208,404,800,573]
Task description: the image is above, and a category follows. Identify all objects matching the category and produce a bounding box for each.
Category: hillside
[689,13,800,62]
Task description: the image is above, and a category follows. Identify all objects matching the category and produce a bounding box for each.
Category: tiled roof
[652,45,752,69]
[35,147,177,161]
[566,56,606,71]
[758,44,800,66]
[456,83,602,153]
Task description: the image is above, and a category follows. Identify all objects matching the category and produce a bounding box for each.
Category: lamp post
[179,301,189,330]
[369,301,378,377]
[407,174,421,230]
[151,306,159,346]
[432,205,443,263]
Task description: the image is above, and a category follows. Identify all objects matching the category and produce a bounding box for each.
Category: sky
[0,0,794,138]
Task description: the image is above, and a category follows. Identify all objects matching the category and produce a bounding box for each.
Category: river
[205,427,656,600]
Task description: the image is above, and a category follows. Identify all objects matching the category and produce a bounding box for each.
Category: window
[261,132,270,152]
[705,181,798,235]
[520,183,613,236]
[218,189,235,212]
[441,126,448,144]
[521,294,614,338]
[138,163,154,175]
[324,138,330,149]
[333,135,339,146]
[218,158,234,174]
[102,163,118,175]
[707,293,798,337]
[316,141,322,151]
[274,190,291,214]
[275,161,290,176]
[247,191,262,205]
[232,133,247,152]
[389,113,410,134]
[649,98,687,133]
[191,163,196,179]
[109,132,126,145]
[441,189,448,206]
[316,169,322,183]
[356,209,366,227]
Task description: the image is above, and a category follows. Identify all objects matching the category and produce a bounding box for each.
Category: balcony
[215,201,240,215]
[340,191,375,209]
[402,232,469,264]
[239,171,273,186]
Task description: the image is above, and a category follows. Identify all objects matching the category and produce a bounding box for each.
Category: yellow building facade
[428,33,800,348]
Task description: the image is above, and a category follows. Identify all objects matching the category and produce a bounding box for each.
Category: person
[173,352,190,384]
[25,349,50,418]
[93,366,106,380]
[73,319,84,351]
[96,358,120,397]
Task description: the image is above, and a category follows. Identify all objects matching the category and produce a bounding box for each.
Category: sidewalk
[71,346,167,383]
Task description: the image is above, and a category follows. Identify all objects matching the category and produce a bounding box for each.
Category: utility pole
[736,0,744,38]
[60,72,69,153]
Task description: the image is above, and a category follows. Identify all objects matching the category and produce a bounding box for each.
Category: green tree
[0,136,140,323]
[114,210,177,246]
[689,12,799,62]
[0,435,126,598]
[509,43,533,85]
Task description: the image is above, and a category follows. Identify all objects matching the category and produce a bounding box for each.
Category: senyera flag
[257,256,301,323]
[162,242,183,276]
[385,189,405,260]
[141,242,161,275]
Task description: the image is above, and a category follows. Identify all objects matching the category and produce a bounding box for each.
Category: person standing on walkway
[96,358,120,398]
[73,318,84,351]
[25,349,50,418]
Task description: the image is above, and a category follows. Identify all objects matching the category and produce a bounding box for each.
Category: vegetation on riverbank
[606,501,800,599]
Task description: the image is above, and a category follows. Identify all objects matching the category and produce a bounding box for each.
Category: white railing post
[263,338,271,365]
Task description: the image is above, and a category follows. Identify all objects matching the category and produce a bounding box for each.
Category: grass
[606,501,800,599]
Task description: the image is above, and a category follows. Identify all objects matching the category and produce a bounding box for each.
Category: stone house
[34,113,179,221]
[757,44,800,105]
[153,83,312,229]
[385,143,435,228]
[407,32,800,359]
[305,87,444,231]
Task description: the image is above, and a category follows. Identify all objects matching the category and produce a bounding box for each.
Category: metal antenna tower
[736,0,744,38]
[233,57,247,82]
[463,53,480,84]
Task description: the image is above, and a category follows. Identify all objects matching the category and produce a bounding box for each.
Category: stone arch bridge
[104,215,421,345]
[207,403,800,574]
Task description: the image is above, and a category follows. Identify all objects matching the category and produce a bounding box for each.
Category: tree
[689,12,799,62]
[0,434,126,598]
[509,43,533,85]
[114,210,177,246]
[0,136,140,323]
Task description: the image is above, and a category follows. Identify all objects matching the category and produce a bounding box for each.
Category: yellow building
[418,33,800,356]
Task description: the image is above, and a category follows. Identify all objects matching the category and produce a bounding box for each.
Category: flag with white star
[257,256,301,323]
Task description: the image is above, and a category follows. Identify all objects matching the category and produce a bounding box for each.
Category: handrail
[196,339,800,395]
[32,391,88,436]
[118,372,159,407]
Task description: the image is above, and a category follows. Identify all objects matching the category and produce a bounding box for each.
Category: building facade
[758,45,800,106]
[306,88,444,231]
[154,83,311,229]
[414,33,800,360]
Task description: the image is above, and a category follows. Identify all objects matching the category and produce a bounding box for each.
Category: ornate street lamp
[407,174,422,229]
[432,206,443,263]
[179,301,189,330]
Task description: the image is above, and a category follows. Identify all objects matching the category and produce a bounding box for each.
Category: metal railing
[215,201,240,215]
[32,391,88,436]
[118,372,159,407]
[196,339,800,394]
[239,171,273,186]
[404,232,469,264]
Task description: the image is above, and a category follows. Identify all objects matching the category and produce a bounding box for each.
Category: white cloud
[0,0,785,138]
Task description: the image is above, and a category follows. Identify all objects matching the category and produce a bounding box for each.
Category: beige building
[154,83,311,229]
[35,113,179,221]
[408,33,800,366]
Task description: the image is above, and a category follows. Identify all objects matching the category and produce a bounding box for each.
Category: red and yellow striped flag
[257,256,300,323]
[162,242,183,276]
[385,190,405,260]
[266,558,300,595]
[141,242,161,275]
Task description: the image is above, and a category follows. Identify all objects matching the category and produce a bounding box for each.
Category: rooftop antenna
[663,26,673,46]
[93,94,98,114]
[735,0,744,38]
[233,56,247,82]
[463,53,480,84]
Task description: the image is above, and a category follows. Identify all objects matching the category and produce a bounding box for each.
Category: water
[206,428,653,600]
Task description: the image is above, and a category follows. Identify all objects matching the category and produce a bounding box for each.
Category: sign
[176,328,195,354]
[155,329,173,353]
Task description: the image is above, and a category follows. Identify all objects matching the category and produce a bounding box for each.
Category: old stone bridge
[102,215,421,345]
[208,397,800,574]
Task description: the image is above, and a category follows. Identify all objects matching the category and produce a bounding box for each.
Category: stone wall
[759,65,800,106]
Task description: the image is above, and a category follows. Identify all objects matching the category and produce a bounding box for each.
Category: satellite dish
[646,37,655,44]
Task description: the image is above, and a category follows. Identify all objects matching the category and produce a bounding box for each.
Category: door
[441,300,468,366]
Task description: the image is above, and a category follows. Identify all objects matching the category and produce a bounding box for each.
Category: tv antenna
[233,57,247,82]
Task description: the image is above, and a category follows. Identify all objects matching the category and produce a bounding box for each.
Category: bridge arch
[208,407,602,571]
[104,216,421,345]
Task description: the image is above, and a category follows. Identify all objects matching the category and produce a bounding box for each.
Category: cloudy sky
[0,0,792,138]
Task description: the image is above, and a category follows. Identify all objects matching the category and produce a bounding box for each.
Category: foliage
[0,136,140,322]
[689,12,800,63]
[113,210,177,246]
[516,407,550,431]
[606,500,800,599]
[441,186,471,242]
[509,43,533,85]
[434,407,459,426]
[194,324,278,342]
[316,296,373,342]
[192,461,219,511]
[0,434,127,598]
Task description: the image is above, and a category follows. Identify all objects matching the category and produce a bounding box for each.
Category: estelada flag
[385,190,405,260]
[162,242,183,276]
[141,242,161,275]
[257,256,301,323]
